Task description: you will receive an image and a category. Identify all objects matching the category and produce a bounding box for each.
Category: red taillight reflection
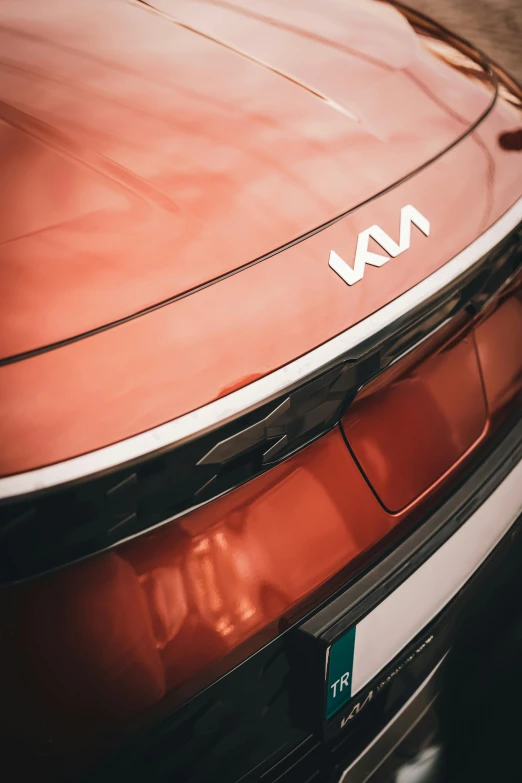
[342,291,522,512]
[342,331,488,511]
[474,292,522,417]
[0,429,395,775]
[1,291,521,778]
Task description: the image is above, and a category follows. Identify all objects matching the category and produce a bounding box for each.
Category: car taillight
[342,290,522,512]
[474,290,522,418]
[1,292,521,780]
[342,325,488,512]
[0,427,398,779]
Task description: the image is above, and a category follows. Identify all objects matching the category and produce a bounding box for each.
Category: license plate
[325,626,356,719]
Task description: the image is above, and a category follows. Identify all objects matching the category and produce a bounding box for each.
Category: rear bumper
[336,456,522,783]
[299,416,522,736]
[84,413,522,783]
[338,658,443,783]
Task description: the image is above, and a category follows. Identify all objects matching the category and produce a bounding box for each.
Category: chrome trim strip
[1,196,521,500]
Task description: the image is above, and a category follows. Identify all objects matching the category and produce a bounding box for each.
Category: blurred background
[409,0,521,83]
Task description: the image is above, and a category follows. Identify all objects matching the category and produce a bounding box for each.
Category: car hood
[0,0,496,359]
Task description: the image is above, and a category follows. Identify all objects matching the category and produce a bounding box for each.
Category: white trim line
[350,455,522,697]
[1,196,521,499]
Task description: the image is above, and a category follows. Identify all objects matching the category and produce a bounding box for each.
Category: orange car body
[0,2,521,781]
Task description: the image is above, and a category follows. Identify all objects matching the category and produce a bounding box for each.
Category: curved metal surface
[0,0,497,359]
[0,195,520,500]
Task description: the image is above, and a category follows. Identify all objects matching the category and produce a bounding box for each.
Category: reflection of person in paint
[330,671,350,697]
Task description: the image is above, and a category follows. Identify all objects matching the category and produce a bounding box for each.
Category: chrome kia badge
[329,205,430,286]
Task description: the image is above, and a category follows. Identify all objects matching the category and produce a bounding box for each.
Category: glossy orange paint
[1,2,522,474]
[2,96,522,476]
[0,291,522,775]
[474,291,522,417]
[342,325,488,511]
[2,290,521,777]
[342,284,522,510]
[0,427,395,772]
[0,1,521,778]
[0,0,495,359]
